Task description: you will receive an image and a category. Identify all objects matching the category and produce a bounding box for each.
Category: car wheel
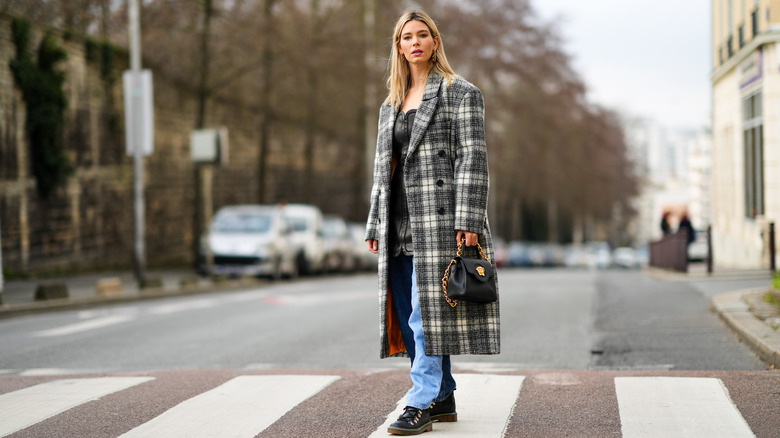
[296,252,309,276]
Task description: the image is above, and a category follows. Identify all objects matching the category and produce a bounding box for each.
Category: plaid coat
[365,72,500,358]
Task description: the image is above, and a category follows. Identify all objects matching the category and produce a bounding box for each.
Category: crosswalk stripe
[0,377,154,437]
[369,374,525,437]
[31,315,135,337]
[119,375,340,438]
[615,377,755,438]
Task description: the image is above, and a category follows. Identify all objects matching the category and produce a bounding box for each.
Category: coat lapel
[407,72,443,159]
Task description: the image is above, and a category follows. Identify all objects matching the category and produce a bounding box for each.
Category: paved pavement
[1,265,779,370]
[1,369,778,437]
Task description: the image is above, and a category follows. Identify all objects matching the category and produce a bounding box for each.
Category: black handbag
[442,239,497,307]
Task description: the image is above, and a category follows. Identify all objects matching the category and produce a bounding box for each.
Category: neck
[408,63,430,89]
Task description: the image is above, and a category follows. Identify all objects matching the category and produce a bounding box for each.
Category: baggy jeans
[389,255,457,409]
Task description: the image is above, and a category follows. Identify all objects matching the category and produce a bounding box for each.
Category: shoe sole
[387,421,433,435]
[431,412,457,422]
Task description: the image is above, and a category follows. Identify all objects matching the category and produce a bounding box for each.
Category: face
[398,19,439,66]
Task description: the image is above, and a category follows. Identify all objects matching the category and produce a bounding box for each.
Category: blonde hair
[385,10,458,109]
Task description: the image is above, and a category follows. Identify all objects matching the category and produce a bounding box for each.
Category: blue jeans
[389,255,456,409]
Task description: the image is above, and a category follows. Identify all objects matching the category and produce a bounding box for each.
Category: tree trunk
[258,0,275,203]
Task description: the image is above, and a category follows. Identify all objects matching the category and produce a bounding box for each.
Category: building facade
[711,0,780,268]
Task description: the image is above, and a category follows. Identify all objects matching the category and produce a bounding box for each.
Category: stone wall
[0,15,368,275]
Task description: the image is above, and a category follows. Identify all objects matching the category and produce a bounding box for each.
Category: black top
[389,109,416,257]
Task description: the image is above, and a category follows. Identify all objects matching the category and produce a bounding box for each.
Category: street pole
[129,0,146,287]
[0,216,4,304]
[770,222,776,273]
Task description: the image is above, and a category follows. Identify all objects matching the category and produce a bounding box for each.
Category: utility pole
[128,0,146,287]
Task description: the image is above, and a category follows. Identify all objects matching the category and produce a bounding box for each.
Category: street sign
[123,69,154,156]
[191,128,229,165]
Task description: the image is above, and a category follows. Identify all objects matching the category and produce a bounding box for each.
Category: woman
[365,10,500,436]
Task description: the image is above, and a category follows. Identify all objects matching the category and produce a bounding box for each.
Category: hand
[367,239,379,254]
[456,230,478,246]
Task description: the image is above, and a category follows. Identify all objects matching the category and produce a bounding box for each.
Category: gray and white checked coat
[365,72,500,359]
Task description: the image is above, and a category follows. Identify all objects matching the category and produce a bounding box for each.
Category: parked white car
[348,222,377,271]
[283,204,326,275]
[204,205,298,279]
[322,216,355,272]
[687,229,708,262]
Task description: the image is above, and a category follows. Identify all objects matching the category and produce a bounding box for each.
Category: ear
[433,35,440,52]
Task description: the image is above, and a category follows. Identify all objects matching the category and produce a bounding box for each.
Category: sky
[531,1,711,130]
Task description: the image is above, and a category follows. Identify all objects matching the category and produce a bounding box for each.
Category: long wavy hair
[385,10,458,109]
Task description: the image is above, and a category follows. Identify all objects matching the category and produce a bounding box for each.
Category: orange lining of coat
[386,146,406,356]
[387,286,407,357]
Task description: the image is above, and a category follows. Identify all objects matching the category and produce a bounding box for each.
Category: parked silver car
[204,205,298,279]
[283,204,326,275]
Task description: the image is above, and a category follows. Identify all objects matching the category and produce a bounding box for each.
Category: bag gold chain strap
[442,239,490,307]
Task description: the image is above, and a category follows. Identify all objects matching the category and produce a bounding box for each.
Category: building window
[752,9,759,36]
[739,25,745,48]
[728,35,734,57]
[743,91,764,218]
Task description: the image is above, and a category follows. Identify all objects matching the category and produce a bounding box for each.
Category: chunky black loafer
[388,406,433,435]
[430,392,457,422]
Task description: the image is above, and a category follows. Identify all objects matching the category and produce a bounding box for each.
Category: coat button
[438,150,446,157]
[436,180,444,187]
[437,207,445,215]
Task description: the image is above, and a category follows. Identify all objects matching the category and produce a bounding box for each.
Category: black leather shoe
[388,406,433,435]
[430,392,457,422]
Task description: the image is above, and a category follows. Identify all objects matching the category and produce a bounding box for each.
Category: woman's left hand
[456,230,478,246]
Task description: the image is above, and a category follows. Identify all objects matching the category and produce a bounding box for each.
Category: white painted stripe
[0,377,153,437]
[615,377,755,438]
[147,298,219,315]
[32,315,134,337]
[120,375,340,438]
[369,374,525,438]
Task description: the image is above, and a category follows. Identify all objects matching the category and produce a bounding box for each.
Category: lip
[411,50,423,56]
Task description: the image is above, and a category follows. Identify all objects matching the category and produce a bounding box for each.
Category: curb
[0,277,268,319]
[711,289,780,369]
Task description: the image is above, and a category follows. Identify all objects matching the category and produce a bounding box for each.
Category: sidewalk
[0,269,266,317]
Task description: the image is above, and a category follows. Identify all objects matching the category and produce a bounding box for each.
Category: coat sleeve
[364,111,385,241]
[452,88,489,234]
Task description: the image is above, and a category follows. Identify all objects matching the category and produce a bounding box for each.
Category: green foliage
[9,18,72,198]
[773,272,780,291]
[84,37,117,83]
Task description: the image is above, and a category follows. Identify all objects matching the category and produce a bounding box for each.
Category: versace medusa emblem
[476,266,486,276]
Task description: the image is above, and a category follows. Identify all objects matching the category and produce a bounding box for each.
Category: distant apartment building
[711,0,779,268]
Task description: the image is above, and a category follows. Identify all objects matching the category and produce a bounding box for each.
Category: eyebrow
[401,30,429,37]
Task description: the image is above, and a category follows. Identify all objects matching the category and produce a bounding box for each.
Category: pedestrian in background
[661,211,672,235]
[678,213,695,244]
[365,10,500,436]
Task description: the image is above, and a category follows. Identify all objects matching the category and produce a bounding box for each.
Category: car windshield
[289,217,308,232]
[212,213,272,233]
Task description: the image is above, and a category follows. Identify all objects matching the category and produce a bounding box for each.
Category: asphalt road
[0,268,777,437]
[0,268,769,373]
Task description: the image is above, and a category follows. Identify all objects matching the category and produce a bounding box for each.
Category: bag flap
[458,257,494,282]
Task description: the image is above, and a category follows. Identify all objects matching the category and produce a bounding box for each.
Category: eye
[403,36,411,40]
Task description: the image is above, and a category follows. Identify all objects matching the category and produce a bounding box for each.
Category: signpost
[125,0,154,287]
